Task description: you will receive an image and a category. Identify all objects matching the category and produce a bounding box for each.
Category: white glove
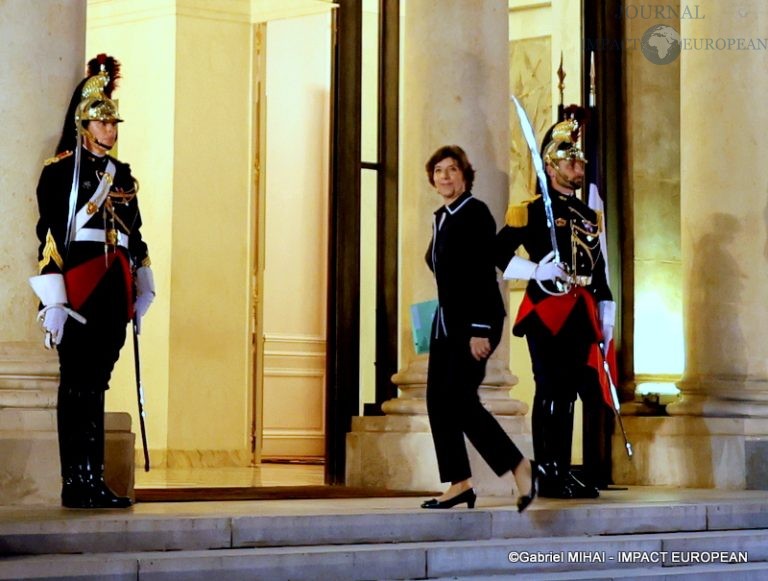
[39,306,68,347]
[503,255,537,280]
[134,266,156,334]
[598,300,616,355]
[533,251,568,282]
[503,251,568,282]
[29,274,87,348]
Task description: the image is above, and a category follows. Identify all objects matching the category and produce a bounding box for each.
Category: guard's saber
[511,96,569,296]
[511,95,560,264]
[132,320,151,471]
[600,344,633,458]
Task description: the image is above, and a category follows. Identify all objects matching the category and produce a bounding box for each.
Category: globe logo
[641,24,681,64]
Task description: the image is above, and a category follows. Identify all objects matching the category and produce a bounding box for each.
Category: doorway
[252,12,333,469]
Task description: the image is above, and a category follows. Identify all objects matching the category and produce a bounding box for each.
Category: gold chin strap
[82,129,114,155]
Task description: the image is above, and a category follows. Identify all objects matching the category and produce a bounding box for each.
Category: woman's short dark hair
[425,145,475,191]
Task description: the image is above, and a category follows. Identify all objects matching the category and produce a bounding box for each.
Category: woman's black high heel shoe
[516,460,542,513]
[421,488,476,509]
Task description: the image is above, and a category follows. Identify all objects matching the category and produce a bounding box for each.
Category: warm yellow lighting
[634,289,684,375]
[636,381,680,406]
[636,382,679,396]
[251,0,337,22]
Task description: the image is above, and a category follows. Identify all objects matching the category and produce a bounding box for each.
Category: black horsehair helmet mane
[56,54,122,155]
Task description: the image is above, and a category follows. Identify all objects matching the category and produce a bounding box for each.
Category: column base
[346,414,532,497]
[612,415,768,490]
[667,393,768,417]
[381,388,529,416]
[0,410,135,505]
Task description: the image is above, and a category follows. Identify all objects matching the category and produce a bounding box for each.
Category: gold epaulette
[505,195,540,227]
[596,210,604,233]
[43,150,73,166]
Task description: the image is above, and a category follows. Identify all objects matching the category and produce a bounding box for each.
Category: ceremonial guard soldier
[29,55,155,508]
[496,115,616,499]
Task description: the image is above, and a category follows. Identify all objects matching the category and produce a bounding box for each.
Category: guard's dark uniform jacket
[35,148,149,320]
[426,191,505,340]
[496,190,614,499]
[496,192,611,341]
[35,148,150,393]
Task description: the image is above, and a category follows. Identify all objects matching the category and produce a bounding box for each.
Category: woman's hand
[469,336,491,361]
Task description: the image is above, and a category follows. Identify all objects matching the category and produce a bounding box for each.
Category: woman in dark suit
[421,145,540,512]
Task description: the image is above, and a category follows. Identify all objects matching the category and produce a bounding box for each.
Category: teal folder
[410,299,438,354]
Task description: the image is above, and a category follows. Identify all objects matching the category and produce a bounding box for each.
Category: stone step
[3,498,768,557]
[4,491,768,579]
[1,530,768,580]
[432,562,768,580]
[423,529,768,577]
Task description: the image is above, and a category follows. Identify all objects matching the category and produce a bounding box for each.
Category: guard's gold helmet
[74,69,122,134]
[54,54,122,155]
[542,118,587,169]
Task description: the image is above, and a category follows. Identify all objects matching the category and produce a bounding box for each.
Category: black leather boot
[81,390,133,509]
[61,469,95,508]
[534,398,599,499]
[566,470,600,499]
[533,397,571,498]
[58,385,93,508]
[553,399,598,499]
[59,388,132,509]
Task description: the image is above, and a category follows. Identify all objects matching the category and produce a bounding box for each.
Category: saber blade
[132,320,151,472]
[510,95,560,263]
[601,344,633,458]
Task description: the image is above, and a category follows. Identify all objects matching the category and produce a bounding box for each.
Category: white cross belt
[74,227,128,248]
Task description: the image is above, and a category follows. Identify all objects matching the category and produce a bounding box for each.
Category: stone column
[347,0,530,495]
[670,0,768,417]
[614,0,768,489]
[0,0,133,505]
[385,0,524,418]
[670,0,768,418]
[622,2,682,415]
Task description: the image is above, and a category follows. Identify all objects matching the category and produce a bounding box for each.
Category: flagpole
[557,51,565,122]
[589,51,596,108]
[585,51,631,459]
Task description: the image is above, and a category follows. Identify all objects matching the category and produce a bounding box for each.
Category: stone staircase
[2,490,768,580]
